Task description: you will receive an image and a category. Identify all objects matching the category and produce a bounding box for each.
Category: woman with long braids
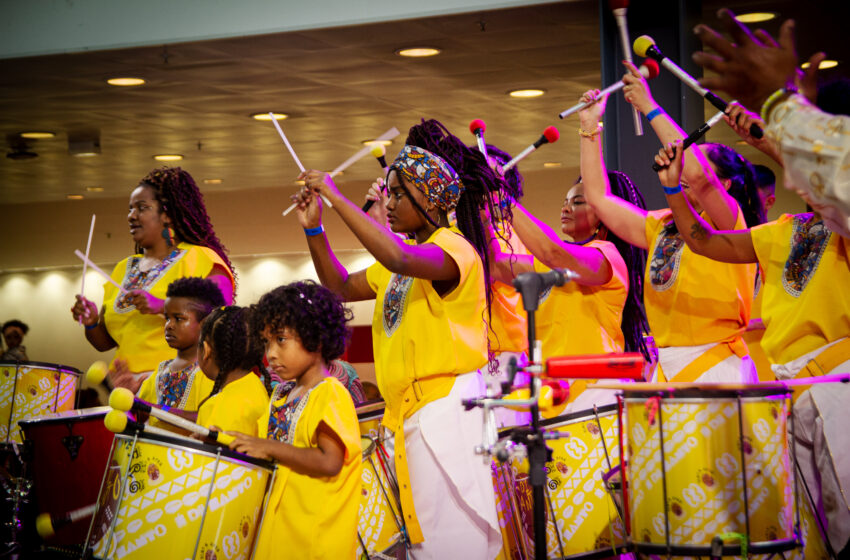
[70,167,235,392]
[582,62,765,383]
[293,119,517,559]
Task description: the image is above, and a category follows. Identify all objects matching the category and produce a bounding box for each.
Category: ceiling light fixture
[107,77,145,86]
[153,154,184,162]
[204,179,223,185]
[543,162,562,168]
[396,47,441,58]
[362,139,393,146]
[69,138,101,157]
[20,131,56,139]
[86,186,104,192]
[251,112,288,121]
[801,59,839,69]
[509,89,545,98]
[67,194,84,200]
[735,12,777,23]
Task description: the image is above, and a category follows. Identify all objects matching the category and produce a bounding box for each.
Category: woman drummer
[70,167,234,392]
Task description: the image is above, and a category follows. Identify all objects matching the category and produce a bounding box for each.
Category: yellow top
[253,377,362,560]
[365,225,487,543]
[489,226,529,354]
[102,242,233,374]
[751,213,850,364]
[644,209,755,347]
[196,372,268,436]
[137,359,213,410]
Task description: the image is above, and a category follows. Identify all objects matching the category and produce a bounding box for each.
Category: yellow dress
[102,242,233,374]
[489,226,529,355]
[253,377,362,560]
[751,213,850,365]
[136,359,213,409]
[196,372,268,436]
[365,226,488,543]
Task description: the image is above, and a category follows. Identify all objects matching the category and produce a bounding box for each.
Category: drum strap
[792,337,850,401]
[657,337,748,383]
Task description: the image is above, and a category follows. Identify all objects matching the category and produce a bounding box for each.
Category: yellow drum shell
[1,361,80,443]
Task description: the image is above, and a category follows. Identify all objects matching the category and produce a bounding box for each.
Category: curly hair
[251,281,353,364]
[702,143,766,227]
[166,277,227,322]
[197,306,266,406]
[139,167,236,287]
[2,320,29,335]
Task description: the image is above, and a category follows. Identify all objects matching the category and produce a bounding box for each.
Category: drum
[19,407,114,551]
[85,431,275,560]
[493,404,627,559]
[621,387,797,556]
[1,361,81,444]
[356,402,407,558]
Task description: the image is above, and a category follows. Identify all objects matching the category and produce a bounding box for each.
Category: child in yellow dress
[227,281,362,560]
[195,306,270,435]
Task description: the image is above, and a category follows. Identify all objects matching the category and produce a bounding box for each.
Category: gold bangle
[579,122,603,139]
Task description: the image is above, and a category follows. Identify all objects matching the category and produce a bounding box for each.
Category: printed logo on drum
[697,468,716,488]
[199,543,220,560]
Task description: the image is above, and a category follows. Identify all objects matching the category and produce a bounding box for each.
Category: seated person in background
[1,320,30,362]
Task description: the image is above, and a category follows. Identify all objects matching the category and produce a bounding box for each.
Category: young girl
[195,306,269,435]
[136,277,225,417]
[227,281,362,560]
[293,119,513,558]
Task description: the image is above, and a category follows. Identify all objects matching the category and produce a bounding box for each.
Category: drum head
[18,406,110,427]
[115,430,275,470]
[0,360,82,375]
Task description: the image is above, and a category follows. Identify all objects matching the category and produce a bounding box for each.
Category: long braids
[140,167,236,288]
[197,306,266,407]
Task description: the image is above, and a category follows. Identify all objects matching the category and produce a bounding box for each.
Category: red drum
[19,407,114,551]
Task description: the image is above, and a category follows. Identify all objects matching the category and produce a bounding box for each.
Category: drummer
[70,167,235,393]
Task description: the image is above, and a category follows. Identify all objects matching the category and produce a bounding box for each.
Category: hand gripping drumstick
[109,388,234,445]
[651,109,725,171]
[269,113,332,213]
[78,214,96,324]
[633,35,764,139]
[558,60,660,119]
[361,143,390,213]
[36,504,98,539]
[609,0,644,135]
[501,126,560,172]
[74,250,127,294]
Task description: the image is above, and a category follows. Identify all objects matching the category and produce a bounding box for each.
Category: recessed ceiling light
[362,139,393,146]
[20,131,56,139]
[204,178,223,185]
[294,180,306,186]
[396,47,441,58]
[735,12,777,23]
[509,89,546,98]
[67,194,84,200]
[251,112,288,121]
[153,154,184,161]
[801,59,839,69]
[736,140,748,146]
[73,152,99,158]
[107,77,145,86]
[543,162,562,168]
[86,186,104,192]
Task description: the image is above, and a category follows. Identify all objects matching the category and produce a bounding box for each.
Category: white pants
[656,343,758,383]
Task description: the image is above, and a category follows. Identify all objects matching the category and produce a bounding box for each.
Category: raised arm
[621,62,742,231]
[656,140,758,264]
[483,212,534,284]
[577,90,648,249]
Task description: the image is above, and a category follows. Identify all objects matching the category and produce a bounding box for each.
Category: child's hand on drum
[107,359,145,394]
[71,295,99,326]
[226,431,273,460]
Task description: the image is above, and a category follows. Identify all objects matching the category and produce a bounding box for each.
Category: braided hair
[139,167,236,287]
[197,306,266,406]
[702,144,766,227]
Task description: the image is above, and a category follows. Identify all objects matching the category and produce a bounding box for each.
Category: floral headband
[391,145,465,212]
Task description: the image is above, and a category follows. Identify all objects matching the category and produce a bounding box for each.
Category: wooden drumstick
[269,113,332,213]
[79,214,96,324]
[109,388,234,445]
[74,250,128,295]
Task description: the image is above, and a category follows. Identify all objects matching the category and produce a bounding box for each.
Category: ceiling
[0,0,846,206]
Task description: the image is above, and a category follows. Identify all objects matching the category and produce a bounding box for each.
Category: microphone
[652,109,725,171]
[609,0,643,135]
[545,353,645,379]
[469,119,489,160]
[501,126,560,172]
[558,60,659,119]
[633,35,763,139]
[513,268,576,312]
[361,144,389,212]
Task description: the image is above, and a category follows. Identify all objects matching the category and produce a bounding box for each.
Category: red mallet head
[641,59,660,80]
[608,0,629,9]
[469,119,487,135]
[543,126,560,144]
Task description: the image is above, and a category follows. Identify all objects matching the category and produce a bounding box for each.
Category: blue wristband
[646,107,664,122]
[663,184,682,195]
[85,323,98,330]
[304,225,324,237]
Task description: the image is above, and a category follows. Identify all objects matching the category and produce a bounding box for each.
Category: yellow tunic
[196,373,268,436]
[365,226,487,543]
[751,213,850,364]
[137,359,213,409]
[489,226,529,354]
[253,377,362,560]
[644,209,755,347]
[102,242,233,374]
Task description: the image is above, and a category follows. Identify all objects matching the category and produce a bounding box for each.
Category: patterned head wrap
[391,145,465,212]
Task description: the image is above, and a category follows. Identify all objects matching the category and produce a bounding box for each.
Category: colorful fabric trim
[783,214,831,297]
[391,145,465,212]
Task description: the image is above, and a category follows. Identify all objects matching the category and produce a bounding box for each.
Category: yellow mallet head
[36,513,55,538]
[633,35,657,58]
[108,387,135,412]
[85,360,108,385]
[104,409,129,433]
[370,143,386,158]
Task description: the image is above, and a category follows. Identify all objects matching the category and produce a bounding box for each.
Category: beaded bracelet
[663,184,682,195]
[85,323,98,331]
[304,225,324,237]
[760,85,798,124]
[646,107,664,122]
[579,122,603,139]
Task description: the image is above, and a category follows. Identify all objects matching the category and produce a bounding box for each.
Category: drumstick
[103,409,176,437]
[36,504,97,538]
[73,250,128,295]
[109,388,234,445]
[79,214,96,324]
[269,113,333,212]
